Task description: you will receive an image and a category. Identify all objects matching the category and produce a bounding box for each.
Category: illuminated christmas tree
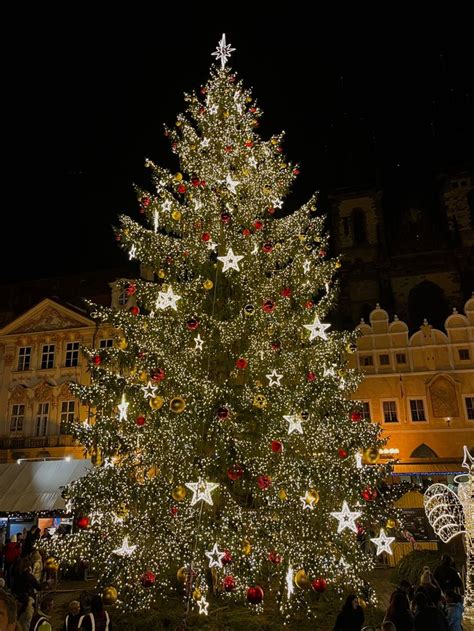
[49,35,397,618]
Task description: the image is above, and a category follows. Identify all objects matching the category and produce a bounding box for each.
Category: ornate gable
[0,299,93,336]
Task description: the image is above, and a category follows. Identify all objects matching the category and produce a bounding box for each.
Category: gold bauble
[278,488,288,501]
[170,397,186,413]
[203,279,214,290]
[116,336,128,350]
[263,186,272,195]
[300,410,310,421]
[335,260,342,269]
[102,586,118,605]
[138,371,148,382]
[174,172,183,181]
[307,488,320,504]
[253,394,267,409]
[171,210,182,221]
[172,485,187,501]
[114,503,129,519]
[223,110,229,118]
[245,96,252,103]
[175,121,182,127]
[192,588,202,600]
[294,569,310,589]
[271,138,278,145]
[45,557,59,571]
[362,447,380,465]
[149,396,164,410]
[177,567,187,583]
[254,380,263,388]
[157,269,166,279]
[242,168,249,176]
[244,304,255,316]
[123,228,129,236]
[242,539,252,555]
[346,341,357,353]
[386,518,397,529]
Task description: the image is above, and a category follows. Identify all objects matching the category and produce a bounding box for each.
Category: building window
[410,399,426,422]
[60,400,75,433]
[396,353,407,364]
[17,347,32,371]
[459,349,470,361]
[41,345,55,369]
[118,290,128,306]
[352,207,367,245]
[35,402,49,436]
[100,339,114,348]
[379,354,390,366]
[65,342,80,367]
[361,401,371,420]
[10,404,25,433]
[342,216,350,236]
[382,401,398,423]
[361,355,373,367]
[465,397,474,420]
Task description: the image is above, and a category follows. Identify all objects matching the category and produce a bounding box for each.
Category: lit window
[65,342,79,367]
[459,349,470,361]
[361,355,373,367]
[383,401,398,423]
[36,402,49,436]
[465,397,474,420]
[396,353,407,364]
[17,347,32,371]
[410,399,426,422]
[10,404,25,433]
[60,400,75,433]
[41,345,55,369]
[100,339,114,348]
[379,354,390,365]
[361,401,371,420]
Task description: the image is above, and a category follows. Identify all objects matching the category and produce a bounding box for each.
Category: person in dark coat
[445,589,463,631]
[62,600,82,631]
[412,592,449,631]
[434,554,464,594]
[77,595,112,631]
[333,594,364,631]
[384,591,414,631]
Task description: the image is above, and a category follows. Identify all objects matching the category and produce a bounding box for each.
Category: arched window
[352,208,367,245]
[410,444,438,459]
[407,280,449,332]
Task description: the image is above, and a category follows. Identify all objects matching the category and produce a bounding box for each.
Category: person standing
[77,595,111,631]
[29,594,54,631]
[0,589,17,631]
[333,594,364,630]
[62,601,81,631]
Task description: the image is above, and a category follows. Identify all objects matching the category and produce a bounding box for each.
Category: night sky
[4,10,473,282]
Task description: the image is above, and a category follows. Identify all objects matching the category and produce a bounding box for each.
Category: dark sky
[4,10,473,281]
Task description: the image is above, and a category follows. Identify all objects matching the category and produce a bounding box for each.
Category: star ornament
[266,369,283,387]
[284,414,304,435]
[112,536,137,557]
[330,501,362,534]
[156,285,182,311]
[303,315,331,341]
[226,174,240,194]
[217,248,244,272]
[205,543,225,568]
[300,491,317,510]
[185,479,219,506]
[211,33,236,69]
[141,381,158,399]
[286,565,294,599]
[194,334,204,351]
[196,595,209,616]
[370,529,395,556]
[117,394,129,421]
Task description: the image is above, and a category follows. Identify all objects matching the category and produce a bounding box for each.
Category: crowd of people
[333,554,465,631]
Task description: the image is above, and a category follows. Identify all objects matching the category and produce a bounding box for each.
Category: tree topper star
[370,529,395,555]
[330,501,361,533]
[303,315,331,341]
[284,414,304,435]
[156,285,182,311]
[205,543,225,568]
[266,369,283,386]
[217,248,244,272]
[211,33,236,69]
[185,479,219,506]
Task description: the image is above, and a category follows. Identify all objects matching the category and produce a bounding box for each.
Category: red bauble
[244,141,254,148]
[257,475,271,490]
[192,178,200,187]
[217,406,230,420]
[170,507,178,517]
[319,249,327,257]
[142,197,151,207]
[135,416,146,427]
[223,575,236,592]
[311,578,327,592]
[271,341,281,351]
[201,232,211,242]
[267,207,275,215]
[268,550,282,564]
[249,107,257,113]
[177,183,187,193]
[304,300,314,309]
[115,234,121,241]
[92,355,101,366]
[222,550,232,565]
[227,465,244,481]
[220,212,231,224]
[152,368,166,382]
[127,284,137,296]
[186,318,199,330]
[262,243,273,253]
[361,487,378,502]
[356,522,365,536]
[76,516,89,529]
[140,571,156,588]
[293,168,300,175]
[276,147,283,153]
[351,411,362,423]
[307,371,316,382]
[200,87,207,95]
[224,145,233,153]
[271,440,283,453]
[280,287,292,298]
[262,299,274,313]
[338,448,348,459]
[242,228,251,237]
[253,220,263,230]
[247,585,264,604]
[130,306,140,315]
[236,358,248,369]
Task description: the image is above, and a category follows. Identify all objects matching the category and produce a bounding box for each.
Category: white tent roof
[0,459,92,512]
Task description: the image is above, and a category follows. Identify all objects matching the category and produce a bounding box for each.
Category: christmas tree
[49,35,397,618]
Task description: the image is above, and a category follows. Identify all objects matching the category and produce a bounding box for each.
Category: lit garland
[42,33,398,619]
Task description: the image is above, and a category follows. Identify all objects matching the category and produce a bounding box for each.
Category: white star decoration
[153,210,159,233]
[162,200,172,212]
[112,536,137,557]
[284,414,304,435]
[128,245,136,260]
[249,156,257,168]
[272,198,283,209]
[185,479,219,506]
[206,239,218,252]
[156,285,182,311]
[303,315,331,341]
[205,543,225,568]
[200,137,209,148]
[209,104,218,115]
[141,381,158,399]
[194,334,204,351]
[355,453,363,469]
[303,259,311,274]
[286,565,294,599]
[225,174,240,193]
[462,445,474,470]
[370,529,395,555]
[300,491,317,510]
[196,596,209,615]
[266,369,283,386]
[211,33,236,69]
[117,394,129,421]
[331,501,362,533]
[217,248,244,272]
